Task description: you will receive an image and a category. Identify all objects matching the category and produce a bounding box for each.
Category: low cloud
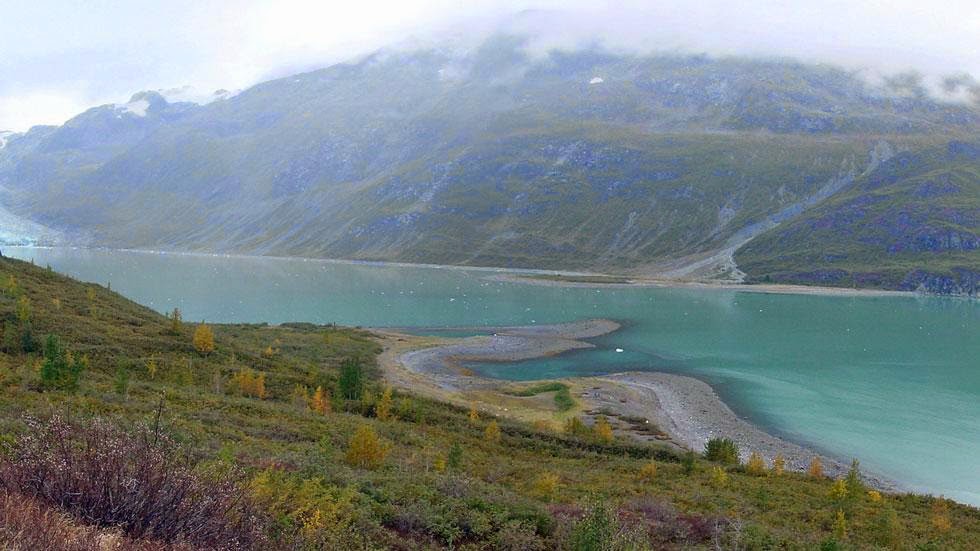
[1,0,978,131]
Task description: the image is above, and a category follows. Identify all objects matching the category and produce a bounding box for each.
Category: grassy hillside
[736,141,980,294]
[0,256,976,549]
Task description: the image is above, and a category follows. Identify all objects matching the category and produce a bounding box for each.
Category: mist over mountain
[1,33,978,294]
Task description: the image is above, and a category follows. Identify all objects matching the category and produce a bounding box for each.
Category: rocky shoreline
[383,318,899,491]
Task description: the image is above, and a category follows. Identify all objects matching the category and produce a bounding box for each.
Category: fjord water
[9,247,979,505]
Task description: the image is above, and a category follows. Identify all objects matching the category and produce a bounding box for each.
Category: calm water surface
[8,247,980,505]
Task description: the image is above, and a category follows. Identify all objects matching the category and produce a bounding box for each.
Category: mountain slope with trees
[1,36,978,292]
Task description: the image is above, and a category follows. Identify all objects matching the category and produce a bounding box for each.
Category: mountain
[1,37,978,292]
[736,141,980,293]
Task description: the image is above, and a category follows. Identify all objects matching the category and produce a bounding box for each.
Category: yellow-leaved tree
[808,456,824,478]
[638,462,657,483]
[345,425,389,470]
[376,387,393,421]
[485,420,501,443]
[193,322,215,356]
[593,416,614,443]
[771,454,785,476]
[746,452,767,476]
[310,386,330,414]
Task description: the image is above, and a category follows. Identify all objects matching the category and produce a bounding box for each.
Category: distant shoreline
[376,319,899,492]
[5,245,929,300]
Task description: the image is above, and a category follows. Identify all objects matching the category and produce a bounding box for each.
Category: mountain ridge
[1,38,977,293]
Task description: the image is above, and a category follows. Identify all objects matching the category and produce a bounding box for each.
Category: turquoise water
[7,247,980,506]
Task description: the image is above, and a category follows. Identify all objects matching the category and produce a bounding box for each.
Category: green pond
[7,247,980,506]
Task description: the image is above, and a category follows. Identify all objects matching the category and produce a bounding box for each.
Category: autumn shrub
[376,386,393,421]
[710,466,728,488]
[771,454,785,476]
[0,414,264,548]
[704,437,739,465]
[485,420,501,442]
[531,473,560,502]
[0,490,165,551]
[345,425,389,470]
[745,452,767,476]
[808,456,824,478]
[638,461,658,483]
[564,416,590,437]
[593,416,614,443]
[249,468,373,548]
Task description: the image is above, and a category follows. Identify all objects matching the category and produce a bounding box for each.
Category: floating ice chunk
[615,348,624,353]
[589,77,604,84]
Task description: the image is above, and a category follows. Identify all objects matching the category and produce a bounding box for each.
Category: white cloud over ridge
[1,0,977,131]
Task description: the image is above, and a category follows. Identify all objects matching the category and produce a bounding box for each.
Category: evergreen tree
[169,308,183,334]
[38,335,85,392]
[338,358,363,400]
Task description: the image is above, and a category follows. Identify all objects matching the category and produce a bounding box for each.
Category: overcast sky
[1,0,978,132]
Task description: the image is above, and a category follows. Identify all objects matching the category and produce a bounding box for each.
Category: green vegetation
[704,437,740,465]
[737,141,980,294]
[505,381,576,412]
[0,256,977,549]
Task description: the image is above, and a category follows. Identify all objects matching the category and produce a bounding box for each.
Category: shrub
[345,425,389,470]
[593,416,614,443]
[0,414,263,547]
[38,335,86,392]
[531,473,560,501]
[310,386,330,414]
[376,386,393,421]
[564,416,590,437]
[192,323,214,356]
[830,479,848,502]
[710,466,728,488]
[232,368,266,399]
[338,358,363,400]
[15,296,30,324]
[468,405,479,423]
[771,454,785,476]
[168,308,182,334]
[844,459,864,498]
[931,496,951,532]
[704,438,739,464]
[113,366,131,397]
[0,490,151,551]
[832,510,847,541]
[447,441,463,470]
[682,450,698,475]
[746,452,767,476]
[492,520,546,551]
[485,420,501,443]
[569,499,614,551]
[808,457,824,478]
[638,461,657,483]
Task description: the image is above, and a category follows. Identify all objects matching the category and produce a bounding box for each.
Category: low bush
[0,414,264,548]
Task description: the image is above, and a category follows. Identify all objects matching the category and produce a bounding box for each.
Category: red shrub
[0,415,266,549]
